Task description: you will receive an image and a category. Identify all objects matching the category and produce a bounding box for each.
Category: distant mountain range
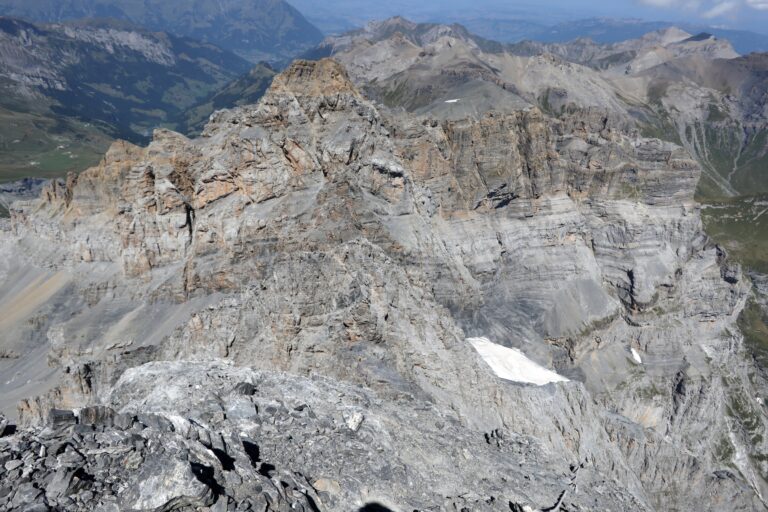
[0,16,253,179]
[461,17,768,56]
[309,17,768,202]
[2,5,767,201]
[179,63,277,136]
[0,0,327,181]
[0,0,324,62]
[289,1,768,56]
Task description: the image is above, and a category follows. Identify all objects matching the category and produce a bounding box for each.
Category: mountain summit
[0,58,764,510]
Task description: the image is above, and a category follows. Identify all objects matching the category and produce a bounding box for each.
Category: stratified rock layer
[0,59,766,511]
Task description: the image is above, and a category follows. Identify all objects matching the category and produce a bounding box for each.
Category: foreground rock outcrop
[0,58,766,510]
[1,362,651,511]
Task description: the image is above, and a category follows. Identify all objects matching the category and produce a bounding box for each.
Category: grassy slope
[739,298,768,370]
[0,106,110,183]
[732,130,768,194]
[702,195,768,273]
[695,125,768,200]
[702,194,768,377]
[0,17,254,185]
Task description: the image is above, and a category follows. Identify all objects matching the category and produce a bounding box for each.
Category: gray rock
[137,413,175,432]
[112,413,136,430]
[45,468,79,501]
[0,413,8,437]
[4,459,23,471]
[232,382,257,396]
[11,483,44,509]
[78,406,115,428]
[117,457,214,511]
[0,58,764,511]
[21,504,50,512]
[345,411,365,432]
[47,409,76,429]
[57,446,86,467]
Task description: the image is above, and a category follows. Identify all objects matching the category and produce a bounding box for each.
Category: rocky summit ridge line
[312,17,768,200]
[0,58,766,511]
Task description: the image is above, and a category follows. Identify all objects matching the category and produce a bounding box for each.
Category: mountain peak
[269,58,359,98]
[638,26,692,46]
[367,16,418,33]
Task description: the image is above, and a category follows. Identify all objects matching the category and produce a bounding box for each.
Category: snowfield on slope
[468,337,569,386]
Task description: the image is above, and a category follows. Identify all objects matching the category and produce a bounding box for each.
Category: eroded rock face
[0,364,649,511]
[0,58,766,510]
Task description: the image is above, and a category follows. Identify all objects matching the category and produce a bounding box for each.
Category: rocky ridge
[0,58,766,510]
[513,28,739,75]
[312,18,627,119]
[312,17,767,199]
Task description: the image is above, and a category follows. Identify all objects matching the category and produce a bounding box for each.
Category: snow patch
[444,99,460,103]
[468,337,568,386]
[631,348,643,364]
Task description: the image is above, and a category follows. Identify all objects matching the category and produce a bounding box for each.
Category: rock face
[625,51,768,197]
[0,58,766,510]
[0,178,49,215]
[311,17,767,200]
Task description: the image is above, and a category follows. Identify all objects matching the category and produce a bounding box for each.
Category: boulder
[118,458,215,511]
[78,406,115,428]
[47,409,76,429]
[0,413,9,437]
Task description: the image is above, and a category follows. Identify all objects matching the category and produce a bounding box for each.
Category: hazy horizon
[290,0,768,35]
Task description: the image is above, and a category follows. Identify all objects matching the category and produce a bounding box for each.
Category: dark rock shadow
[190,462,225,496]
[358,504,395,512]
[242,439,260,467]
[211,447,235,471]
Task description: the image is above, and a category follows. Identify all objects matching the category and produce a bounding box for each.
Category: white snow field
[444,99,460,103]
[468,337,569,386]
[631,348,643,364]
